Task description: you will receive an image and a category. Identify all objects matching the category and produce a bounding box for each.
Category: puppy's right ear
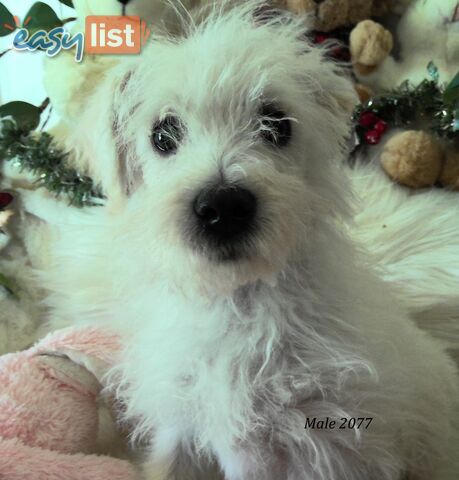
[66,64,137,208]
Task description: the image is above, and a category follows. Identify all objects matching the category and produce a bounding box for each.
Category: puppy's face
[77,4,356,295]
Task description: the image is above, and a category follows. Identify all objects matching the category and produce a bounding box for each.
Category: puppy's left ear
[66,64,138,208]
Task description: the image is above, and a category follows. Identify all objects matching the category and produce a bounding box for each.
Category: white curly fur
[20,2,459,479]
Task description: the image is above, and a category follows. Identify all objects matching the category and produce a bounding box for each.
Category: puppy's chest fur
[118,284,365,449]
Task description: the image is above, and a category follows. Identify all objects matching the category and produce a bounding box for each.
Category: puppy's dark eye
[260,105,292,147]
[151,115,183,155]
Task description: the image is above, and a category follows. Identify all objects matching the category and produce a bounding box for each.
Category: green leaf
[23,2,63,35]
[0,101,42,132]
[58,0,74,7]
[444,70,459,105]
[0,2,16,36]
[0,272,16,297]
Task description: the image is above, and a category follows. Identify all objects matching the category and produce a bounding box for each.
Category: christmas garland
[0,119,104,207]
[353,64,459,148]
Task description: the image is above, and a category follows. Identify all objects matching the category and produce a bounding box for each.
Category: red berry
[365,129,382,145]
[0,192,13,209]
[374,120,388,134]
[359,111,379,128]
[314,34,329,44]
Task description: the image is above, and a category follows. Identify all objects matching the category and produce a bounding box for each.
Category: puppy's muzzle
[193,184,257,243]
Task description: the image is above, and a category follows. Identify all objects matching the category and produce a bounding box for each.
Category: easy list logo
[11,15,151,62]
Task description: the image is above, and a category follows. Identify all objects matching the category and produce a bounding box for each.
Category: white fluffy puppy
[29,2,459,479]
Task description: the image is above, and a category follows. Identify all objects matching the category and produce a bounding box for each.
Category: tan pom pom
[350,20,393,67]
[380,131,444,188]
[439,149,459,190]
[316,0,349,32]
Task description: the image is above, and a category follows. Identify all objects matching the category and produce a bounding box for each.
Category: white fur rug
[352,162,459,310]
[350,160,459,354]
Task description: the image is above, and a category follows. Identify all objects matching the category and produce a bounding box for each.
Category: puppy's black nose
[193,186,257,240]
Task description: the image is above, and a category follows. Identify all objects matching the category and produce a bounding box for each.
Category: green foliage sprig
[0,119,104,207]
[353,64,459,148]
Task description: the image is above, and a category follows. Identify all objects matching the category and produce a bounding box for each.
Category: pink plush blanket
[0,327,138,480]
